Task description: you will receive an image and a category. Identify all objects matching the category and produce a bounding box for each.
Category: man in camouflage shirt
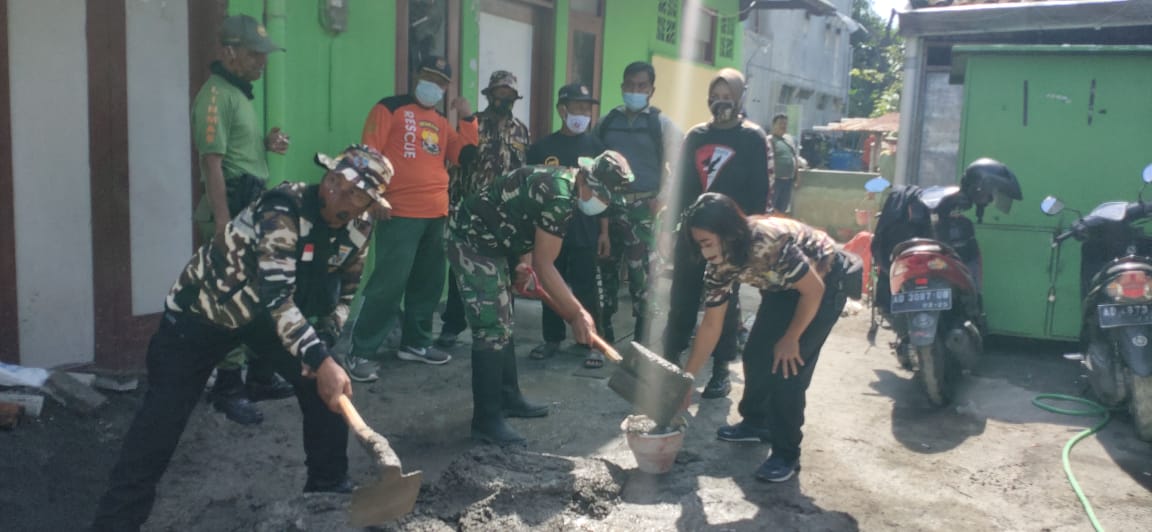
[439,70,531,348]
[93,146,392,531]
[447,150,634,445]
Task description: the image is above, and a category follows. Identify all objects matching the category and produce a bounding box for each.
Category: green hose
[1031,393,1112,532]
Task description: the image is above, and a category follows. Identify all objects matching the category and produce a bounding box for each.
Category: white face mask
[577,195,608,216]
[565,114,591,134]
[414,80,445,107]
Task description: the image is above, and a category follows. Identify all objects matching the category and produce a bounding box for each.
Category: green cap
[220,15,284,53]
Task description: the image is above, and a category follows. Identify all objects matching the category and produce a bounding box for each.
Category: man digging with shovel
[93,145,392,531]
[447,150,635,445]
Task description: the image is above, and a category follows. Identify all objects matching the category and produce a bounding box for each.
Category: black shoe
[701,373,731,399]
[246,374,295,402]
[716,421,771,442]
[212,395,264,425]
[434,330,460,348]
[303,476,355,494]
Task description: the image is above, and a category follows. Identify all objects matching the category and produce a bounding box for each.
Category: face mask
[565,114,591,134]
[577,195,609,216]
[414,80,445,107]
[489,96,516,114]
[709,99,737,122]
[622,92,649,112]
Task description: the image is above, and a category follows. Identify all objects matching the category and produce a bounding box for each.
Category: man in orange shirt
[346,55,479,381]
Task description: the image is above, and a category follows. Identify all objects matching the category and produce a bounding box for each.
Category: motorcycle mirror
[1040,195,1065,216]
[864,176,891,193]
[1143,163,1152,184]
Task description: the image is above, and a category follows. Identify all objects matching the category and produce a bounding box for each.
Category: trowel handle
[534,289,622,362]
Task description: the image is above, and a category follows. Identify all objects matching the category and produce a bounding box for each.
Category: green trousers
[350,216,448,359]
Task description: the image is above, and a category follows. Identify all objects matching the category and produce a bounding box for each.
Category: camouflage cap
[219,14,284,54]
[481,70,519,96]
[315,144,394,208]
[577,150,635,206]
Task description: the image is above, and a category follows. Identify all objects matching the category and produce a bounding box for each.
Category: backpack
[870,185,932,271]
[598,106,664,168]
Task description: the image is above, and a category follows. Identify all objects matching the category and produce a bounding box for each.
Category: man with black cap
[93,145,394,531]
[349,56,478,381]
[192,13,295,426]
[438,70,531,349]
[525,82,611,369]
[448,150,635,445]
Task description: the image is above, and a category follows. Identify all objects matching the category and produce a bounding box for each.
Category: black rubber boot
[209,369,263,425]
[701,359,732,399]
[471,348,526,445]
[500,341,548,418]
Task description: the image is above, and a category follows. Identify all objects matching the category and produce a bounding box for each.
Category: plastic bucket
[620,418,685,474]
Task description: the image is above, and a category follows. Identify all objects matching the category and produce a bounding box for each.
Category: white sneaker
[396,345,452,365]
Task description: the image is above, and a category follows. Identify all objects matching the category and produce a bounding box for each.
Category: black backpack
[871,185,932,271]
[598,107,664,168]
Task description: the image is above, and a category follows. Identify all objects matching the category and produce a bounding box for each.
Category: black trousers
[738,257,848,462]
[92,311,348,532]
[542,243,603,343]
[662,239,741,363]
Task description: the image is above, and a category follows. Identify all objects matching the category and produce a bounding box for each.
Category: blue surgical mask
[577,195,609,216]
[414,80,445,107]
[565,114,591,134]
[622,92,649,112]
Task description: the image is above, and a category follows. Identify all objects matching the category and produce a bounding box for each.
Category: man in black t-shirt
[526,82,610,369]
[660,67,774,401]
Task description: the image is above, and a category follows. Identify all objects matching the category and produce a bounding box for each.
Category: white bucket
[620,417,686,474]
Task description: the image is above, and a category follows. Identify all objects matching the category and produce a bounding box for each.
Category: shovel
[518,267,693,428]
[337,395,422,526]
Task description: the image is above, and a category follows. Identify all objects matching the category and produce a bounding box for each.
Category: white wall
[127,0,191,314]
[477,12,533,129]
[9,0,95,367]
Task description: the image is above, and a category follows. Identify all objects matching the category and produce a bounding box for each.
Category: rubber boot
[471,348,526,445]
[209,368,263,425]
[500,341,549,418]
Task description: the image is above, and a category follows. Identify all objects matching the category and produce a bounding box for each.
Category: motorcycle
[866,159,1021,406]
[1040,165,1152,441]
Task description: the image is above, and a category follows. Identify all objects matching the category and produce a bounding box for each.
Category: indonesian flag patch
[302,243,315,262]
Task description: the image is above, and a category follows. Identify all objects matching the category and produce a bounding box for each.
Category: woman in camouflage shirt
[447,150,634,445]
[679,193,859,483]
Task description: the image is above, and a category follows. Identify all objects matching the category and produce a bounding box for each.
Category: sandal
[530,341,561,360]
[583,349,605,369]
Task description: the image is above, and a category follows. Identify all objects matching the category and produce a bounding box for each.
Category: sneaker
[344,356,381,383]
[755,454,800,482]
[434,330,460,348]
[716,420,771,442]
[397,345,452,365]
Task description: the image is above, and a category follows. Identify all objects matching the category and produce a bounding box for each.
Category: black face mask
[709,99,737,122]
[489,97,516,114]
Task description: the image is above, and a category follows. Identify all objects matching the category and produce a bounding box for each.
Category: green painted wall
[231,0,396,186]
[791,169,883,243]
[460,0,480,112]
[956,46,1152,340]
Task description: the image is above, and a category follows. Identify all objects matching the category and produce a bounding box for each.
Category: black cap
[557,82,599,104]
[417,55,452,82]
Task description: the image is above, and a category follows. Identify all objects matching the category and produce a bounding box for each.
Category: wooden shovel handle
[338,394,368,432]
[534,290,622,363]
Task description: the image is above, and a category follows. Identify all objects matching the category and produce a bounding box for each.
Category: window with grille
[718,16,735,60]
[657,0,679,44]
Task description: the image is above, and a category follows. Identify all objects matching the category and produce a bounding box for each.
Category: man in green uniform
[190,14,293,424]
[769,113,805,213]
[448,151,634,445]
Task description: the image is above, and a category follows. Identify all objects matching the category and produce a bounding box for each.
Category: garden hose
[1031,393,1112,532]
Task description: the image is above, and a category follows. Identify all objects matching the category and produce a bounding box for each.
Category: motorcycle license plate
[891,288,953,314]
[1097,304,1152,329]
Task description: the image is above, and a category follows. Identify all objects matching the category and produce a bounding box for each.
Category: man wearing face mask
[659,67,773,403]
[349,56,479,381]
[524,83,610,367]
[595,61,683,345]
[438,70,530,349]
[448,151,635,445]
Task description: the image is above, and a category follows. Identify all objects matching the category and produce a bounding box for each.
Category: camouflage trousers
[601,198,655,329]
[446,236,514,352]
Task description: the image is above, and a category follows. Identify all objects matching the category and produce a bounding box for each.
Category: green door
[955,45,1152,340]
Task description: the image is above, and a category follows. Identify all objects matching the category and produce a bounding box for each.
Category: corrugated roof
[816,112,900,132]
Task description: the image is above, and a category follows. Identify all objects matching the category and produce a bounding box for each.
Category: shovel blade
[607,342,693,427]
[348,470,423,527]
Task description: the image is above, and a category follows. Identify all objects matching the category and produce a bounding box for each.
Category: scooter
[867,177,986,406]
[1040,165,1152,441]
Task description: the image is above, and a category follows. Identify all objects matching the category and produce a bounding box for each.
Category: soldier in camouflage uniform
[448,150,634,445]
[439,70,530,348]
[93,146,392,531]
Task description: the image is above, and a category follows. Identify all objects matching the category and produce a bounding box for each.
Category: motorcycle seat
[891,238,962,261]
